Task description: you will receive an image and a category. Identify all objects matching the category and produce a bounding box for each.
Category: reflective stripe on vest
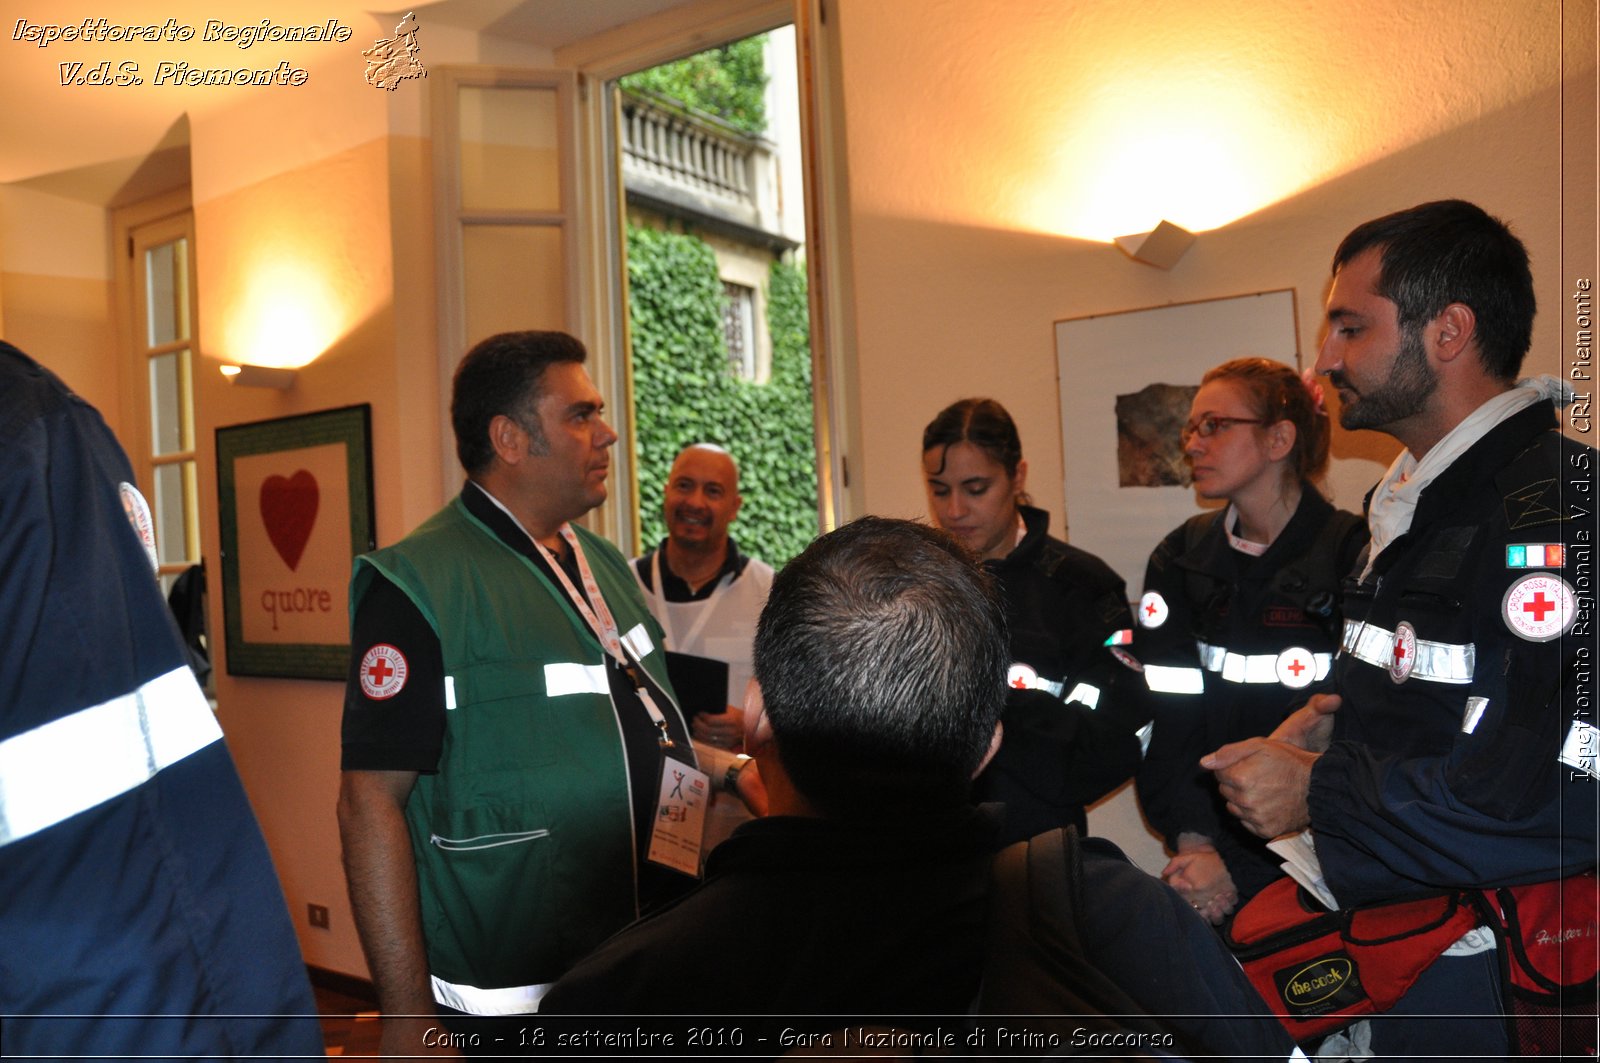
[1340,620,1475,684]
[1196,641,1333,685]
[430,974,552,1016]
[0,666,221,847]
[543,662,610,697]
[1144,664,1204,694]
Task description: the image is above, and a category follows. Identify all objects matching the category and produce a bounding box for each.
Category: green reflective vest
[352,494,686,992]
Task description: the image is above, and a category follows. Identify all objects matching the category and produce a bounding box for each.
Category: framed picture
[216,405,375,680]
[1054,290,1300,591]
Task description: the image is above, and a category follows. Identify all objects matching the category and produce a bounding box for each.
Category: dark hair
[922,398,1030,505]
[1332,200,1535,381]
[753,517,1009,819]
[451,331,587,474]
[1201,358,1329,482]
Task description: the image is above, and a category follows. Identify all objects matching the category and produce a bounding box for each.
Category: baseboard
[307,964,377,1004]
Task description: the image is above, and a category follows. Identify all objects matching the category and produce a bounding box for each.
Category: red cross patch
[1502,573,1577,643]
[1007,662,1039,691]
[1274,646,1316,689]
[360,643,408,699]
[1138,591,1168,629]
[1389,621,1417,684]
[119,482,159,575]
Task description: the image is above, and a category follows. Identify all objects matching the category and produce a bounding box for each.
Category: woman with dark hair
[1133,358,1367,924]
[922,398,1149,844]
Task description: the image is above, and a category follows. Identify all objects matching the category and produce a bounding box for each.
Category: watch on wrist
[723,754,752,791]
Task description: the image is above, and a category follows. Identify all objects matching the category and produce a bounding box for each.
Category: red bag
[1477,872,1599,1056]
[1226,876,1480,1042]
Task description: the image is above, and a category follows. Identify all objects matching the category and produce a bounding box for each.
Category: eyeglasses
[1180,415,1263,443]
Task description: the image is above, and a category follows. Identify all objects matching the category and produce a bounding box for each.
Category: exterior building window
[723,280,757,380]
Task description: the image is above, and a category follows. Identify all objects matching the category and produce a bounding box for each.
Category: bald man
[634,444,775,746]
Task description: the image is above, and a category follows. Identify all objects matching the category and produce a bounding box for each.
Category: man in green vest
[338,331,707,1054]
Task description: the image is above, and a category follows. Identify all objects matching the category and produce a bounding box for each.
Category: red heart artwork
[260,470,319,571]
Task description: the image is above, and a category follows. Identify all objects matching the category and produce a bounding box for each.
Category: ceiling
[0,0,695,203]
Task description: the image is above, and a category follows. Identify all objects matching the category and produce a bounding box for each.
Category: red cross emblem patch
[1502,573,1577,643]
[360,643,409,699]
[1274,646,1316,689]
[1007,662,1039,690]
[1389,621,1417,683]
[1138,591,1169,629]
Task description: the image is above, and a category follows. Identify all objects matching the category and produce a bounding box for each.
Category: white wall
[827,0,1594,868]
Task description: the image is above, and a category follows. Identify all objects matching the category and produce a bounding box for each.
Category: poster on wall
[1055,290,1299,592]
[216,405,374,680]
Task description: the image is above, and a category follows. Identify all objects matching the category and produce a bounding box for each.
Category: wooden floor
[314,981,383,1057]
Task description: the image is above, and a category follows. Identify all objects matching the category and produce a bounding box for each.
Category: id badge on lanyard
[629,661,708,875]
[647,747,709,876]
[522,518,709,874]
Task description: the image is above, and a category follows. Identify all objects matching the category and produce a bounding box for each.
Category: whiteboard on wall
[1055,289,1300,593]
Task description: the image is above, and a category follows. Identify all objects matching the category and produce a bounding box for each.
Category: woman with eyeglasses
[1132,358,1367,925]
[922,398,1151,845]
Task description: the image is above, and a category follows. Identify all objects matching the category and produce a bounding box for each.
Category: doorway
[611,27,821,566]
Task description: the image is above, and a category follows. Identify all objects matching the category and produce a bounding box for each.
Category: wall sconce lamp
[1114,220,1197,269]
[220,364,298,389]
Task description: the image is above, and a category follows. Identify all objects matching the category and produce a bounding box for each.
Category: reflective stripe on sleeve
[1064,682,1101,709]
[1143,664,1204,694]
[1196,641,1333,685]
[543,662,609,697]
[0,666,221,847]
[1340,620,1475,684]
[431,975,552,1015]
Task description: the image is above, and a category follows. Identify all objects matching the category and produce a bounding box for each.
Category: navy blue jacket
[0,343,320,1056]
[1312,401,1598,905]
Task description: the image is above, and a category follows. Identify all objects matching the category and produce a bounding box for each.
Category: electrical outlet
[307,903,330,929]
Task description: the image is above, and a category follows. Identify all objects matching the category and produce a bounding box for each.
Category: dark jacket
[1312,400,1598,906]
[1134,489,1366,899]
[0,342,321,1057]
[972,506,1149,843]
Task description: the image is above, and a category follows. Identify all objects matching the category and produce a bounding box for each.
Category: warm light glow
[223,255,345,369]
[1025,65,1323,242]
[219,364,242,379]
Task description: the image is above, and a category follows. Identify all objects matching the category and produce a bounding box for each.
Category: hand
[1161,844,1238,926]
[733,758,769,817]
[692,706,745,751]
[1201,739,1318,839]
[1270,693,1341,753]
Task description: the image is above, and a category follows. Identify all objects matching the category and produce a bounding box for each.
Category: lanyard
[650,549,734,651]
[475,484,676,746]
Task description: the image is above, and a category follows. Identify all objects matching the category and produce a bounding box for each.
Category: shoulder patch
[1109,647,1144,673]
[119,482,160,575]
[1502,573,1577,642]
[1504,477,1562,531]
[360,643,409,699]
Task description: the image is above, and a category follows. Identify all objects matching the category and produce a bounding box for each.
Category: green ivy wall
[627,224,818,565]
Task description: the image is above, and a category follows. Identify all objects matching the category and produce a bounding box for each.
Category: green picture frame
[215,404,374,680]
